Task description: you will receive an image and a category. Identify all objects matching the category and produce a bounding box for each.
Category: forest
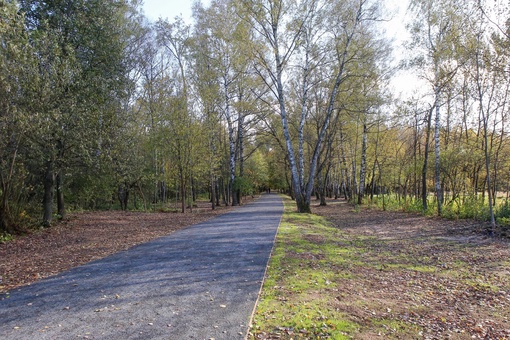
[1,0,509,235]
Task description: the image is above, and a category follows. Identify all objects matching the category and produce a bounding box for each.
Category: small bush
[495,200,510,220]
[233,176,254,196]
[459,196,488,220]
[496,217,510,226]
[402,198,427,214]
[0,233,14,243]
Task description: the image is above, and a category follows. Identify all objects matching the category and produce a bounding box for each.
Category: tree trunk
[180,167,186,213]
[189,171,194,213]
[268,0,363,213]
[339,129,351,200]
[413,110,420,199]
[276,57,302,210]
[0,178,14,233]
[317,171,326,206]
[228,124,238,206]
[118,183,129,211]
[296,193,311,213]
[422,106,433,211]
[42,160,55,227]
[434,84,443,216]
[56,170,65,219]
[216,180,221,207]
[475,52,496,234]
[358,123,368,205]
[238,106,245,205]
[210,175,216,210]
[352,160,358,198]
[0,141,19,233]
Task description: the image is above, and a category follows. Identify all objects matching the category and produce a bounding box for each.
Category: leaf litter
[0,199,251,294]
[251,198,509,339]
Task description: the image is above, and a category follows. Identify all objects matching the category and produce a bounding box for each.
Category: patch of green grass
[463,277,502,293]
[0,233,14,243]
[253,297,359,339]
[371,318,423,339]
[249,197,362,339]
[386,263,437,273]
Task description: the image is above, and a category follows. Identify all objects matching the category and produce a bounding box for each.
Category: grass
[249,198,360,339]
[369,193,510,224]
[248,196,510,339]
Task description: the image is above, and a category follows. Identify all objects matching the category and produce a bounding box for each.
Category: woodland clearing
[250,198,510,339]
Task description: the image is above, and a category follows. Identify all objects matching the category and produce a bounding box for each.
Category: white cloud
[142,0,211,22]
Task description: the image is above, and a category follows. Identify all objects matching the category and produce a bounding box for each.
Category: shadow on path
[0,194,283,340]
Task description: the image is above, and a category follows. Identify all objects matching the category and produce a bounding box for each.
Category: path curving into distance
[0,193,283,340]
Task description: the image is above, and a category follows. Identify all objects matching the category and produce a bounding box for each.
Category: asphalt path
[0,193,283,339]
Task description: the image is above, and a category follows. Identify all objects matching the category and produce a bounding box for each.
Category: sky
[142,0,210,22]
[142,0,409,29]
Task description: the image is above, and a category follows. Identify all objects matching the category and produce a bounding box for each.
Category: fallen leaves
[0,200,248,294]
[250,198,510,339]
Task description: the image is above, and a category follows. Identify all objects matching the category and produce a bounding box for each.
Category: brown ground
[0,198,254,294]
[2,196,509,339]
[312,200,510,339]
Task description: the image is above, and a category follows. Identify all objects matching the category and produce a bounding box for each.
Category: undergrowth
[0,233,14,243]
[369,194,510,227]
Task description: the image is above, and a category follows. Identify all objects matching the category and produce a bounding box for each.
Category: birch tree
[193,0,259,206]
[156,17,195,212]
[239,0,381,212]
[468,1,510,233]
[408,0,465,215]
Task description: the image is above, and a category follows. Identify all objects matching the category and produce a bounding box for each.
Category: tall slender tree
[238,0,383,212]
[408,0,465,215]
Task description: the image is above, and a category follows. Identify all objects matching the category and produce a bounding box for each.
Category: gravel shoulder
[0,194,283,340]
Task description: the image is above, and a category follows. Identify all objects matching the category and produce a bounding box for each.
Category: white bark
[358,123,368,205]
[434,73,443,215]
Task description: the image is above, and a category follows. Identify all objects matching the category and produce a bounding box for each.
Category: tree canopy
[0,0,509,233]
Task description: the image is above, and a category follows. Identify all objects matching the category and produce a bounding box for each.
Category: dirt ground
[2,196,509,339]
[0,194,280,340]
[311,200,510,339]
[0,199,253,294]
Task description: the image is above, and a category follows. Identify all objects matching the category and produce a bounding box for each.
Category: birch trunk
[358,123,368,205]
[237,110,245,205]
[475,50,496,233]
[434,79,443,216]
[272,20,306,211]
[422,106,433,211]
[228,121,238,206]
[340,130,351,200]
[247,0,364,213]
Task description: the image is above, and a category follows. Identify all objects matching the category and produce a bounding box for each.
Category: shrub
[495,200,510,220]
[0,233,14,243]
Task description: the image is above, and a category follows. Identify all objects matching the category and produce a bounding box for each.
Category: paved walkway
[0,194,283,339]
